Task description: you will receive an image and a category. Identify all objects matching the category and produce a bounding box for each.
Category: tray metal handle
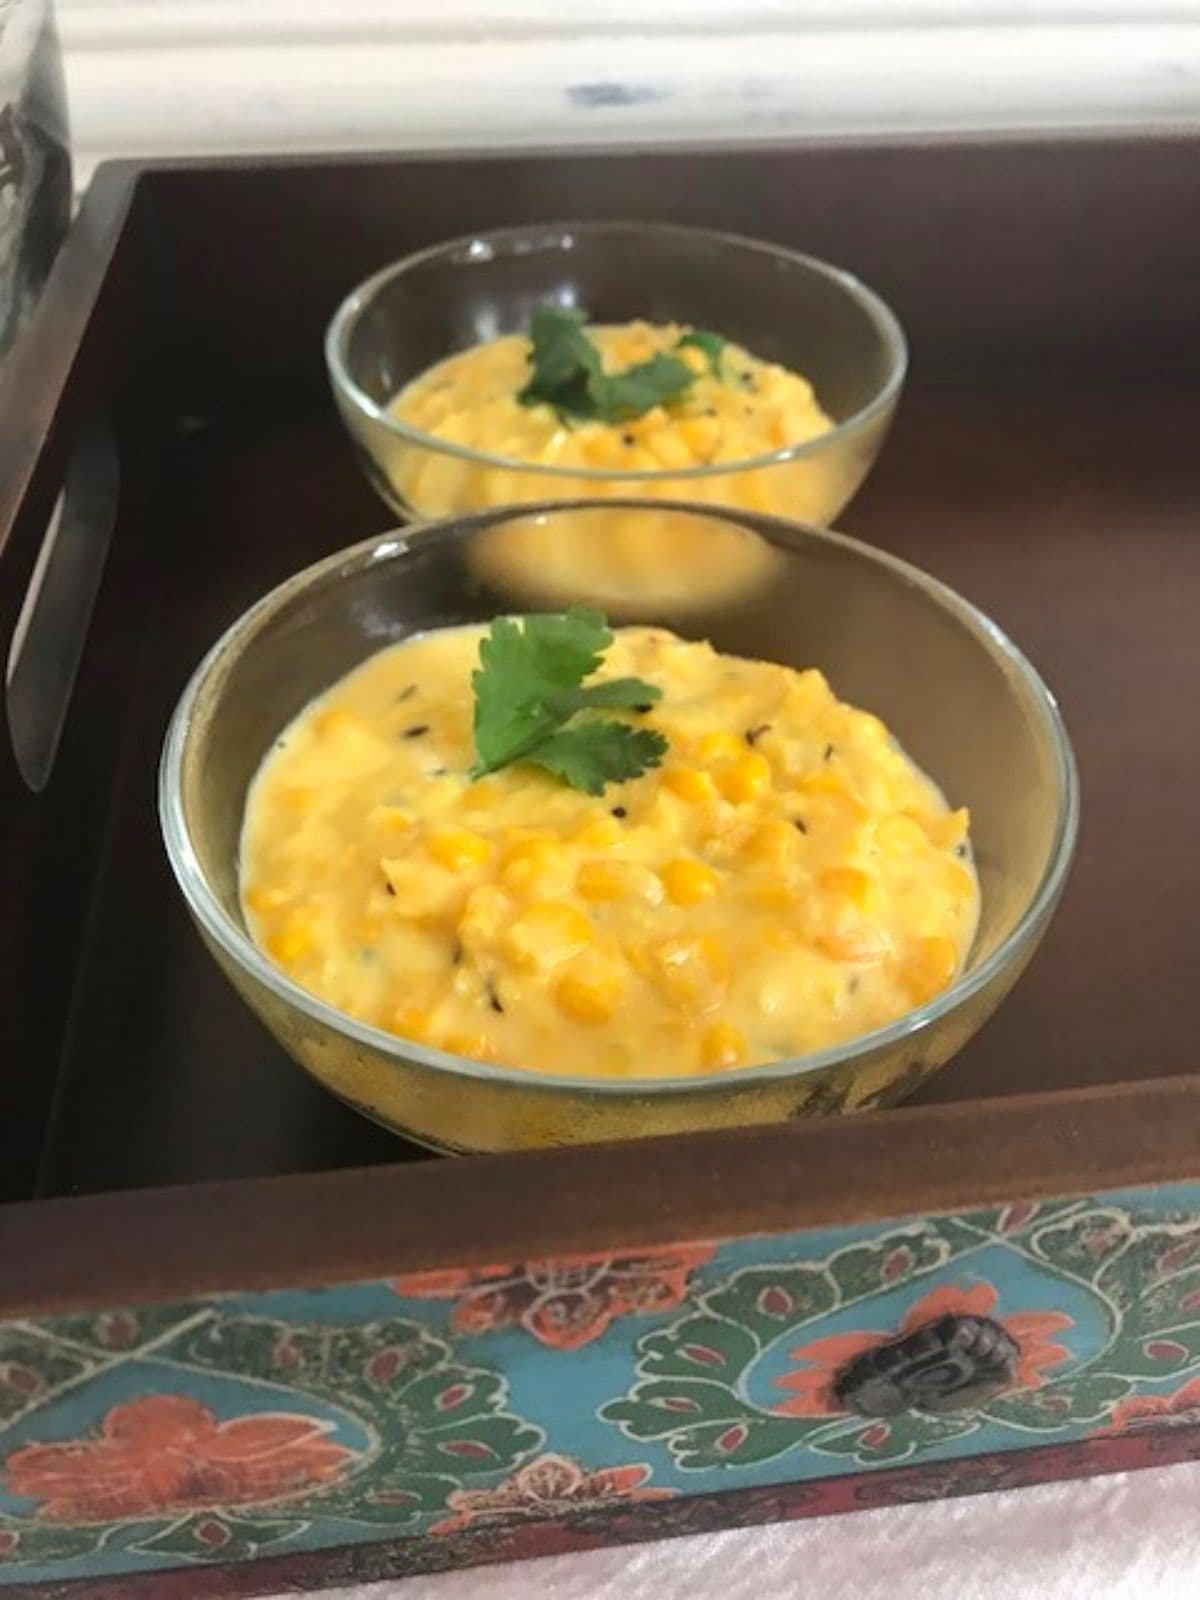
[4,416,119,792]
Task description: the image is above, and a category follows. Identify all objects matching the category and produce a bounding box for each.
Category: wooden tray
[1,134,1199,1595]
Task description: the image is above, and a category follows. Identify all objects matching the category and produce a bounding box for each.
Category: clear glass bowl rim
[323,219,909,483]
[159,499,1080,1102]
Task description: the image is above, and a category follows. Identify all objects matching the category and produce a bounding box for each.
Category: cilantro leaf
[518,307,603,419]
[471,607,612,773]
[677,329,726,376]
[518,305,699,424]
[599,353,694,420]
[548,677,663,718]
[469,609,667,792]
[526,723,668,796]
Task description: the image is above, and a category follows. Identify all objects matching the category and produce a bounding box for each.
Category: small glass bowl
[325,222,907,528]
[160,500,1078,1155]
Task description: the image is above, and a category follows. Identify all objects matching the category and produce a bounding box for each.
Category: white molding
[57,1,1200,186]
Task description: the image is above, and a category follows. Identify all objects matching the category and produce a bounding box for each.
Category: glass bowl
[325,222,907,530]
[160,501,1077,1155]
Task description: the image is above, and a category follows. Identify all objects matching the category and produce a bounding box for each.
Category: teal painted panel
[4,1184,1200,1584]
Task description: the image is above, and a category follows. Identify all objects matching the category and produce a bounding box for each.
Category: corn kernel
[428,829,492,871]
[279,786,317,814]
[390,1005,433,1042]
[647,429,693,469]
[458,884,513,945]
[663,767,717,803]
[506,902,593,968]
[820,866,877,910]
[313,708,362,738]
[660,858,720,906]
[244,884,289,914]
[463,779,501,809]
[745,881,797,911]
[678,415,721,457]
[902,935,959,1004]
[267,911,315,965]
[556,970,622,1024]
[574,815,623,850]
[702,1022,748,1069]
[440,1030,494,1062]
[576,860,630,902]
[876,814,925,857]
[816,927,890,963]
[370,805,414,832]
[745,820,798,865]
[649,933,730,1010]
[720,752,772,804]
[925,807,971,853]
[696,731,744,764]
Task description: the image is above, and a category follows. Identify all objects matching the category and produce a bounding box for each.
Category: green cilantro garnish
[470,608,667,795]
[677,328,726,376]
[518,306,706,424]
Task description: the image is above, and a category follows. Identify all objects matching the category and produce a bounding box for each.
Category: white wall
[59,0,1200,185]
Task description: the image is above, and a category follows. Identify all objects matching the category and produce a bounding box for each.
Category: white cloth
[292,1460,1200,1599]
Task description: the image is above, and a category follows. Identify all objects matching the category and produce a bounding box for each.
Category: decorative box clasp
[834,1314,1020,1417]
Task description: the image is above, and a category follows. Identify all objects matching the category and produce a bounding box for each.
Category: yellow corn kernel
[720,752,772,804]
[370,805,414,832]
[244,884,289,914]
[660,858,720,906]
[945,860,977,898]
[505,901,593,968]
[647,428,693,470]
[695,731,744,764]
[702,1022,748,1069]
[576,860,630,902]
[678,415,721,457]
[440,1031,494,1062]
[463,779,501,809]
[555,970,622,1024]
[816,926,890,963]
[457,884,513,946]
[745,881,797,912]
[267,911,315,965]
[903,935,959,1004]
[800,769,848,797]
[500,836,569,893]
[279,786,317,814]
[649,933,730,1010]
[663,767,717,803]
[876,814,925,857]
[745,820,799,865]
[574,815,623,850]
[678,343,709,376]
[925,807,971,853]
[583,432,626,468]
[313,708,362,738]
[389,1005,434,1042]
[428,828,492,872]
[820,866,877,911]
[627,405,668,438]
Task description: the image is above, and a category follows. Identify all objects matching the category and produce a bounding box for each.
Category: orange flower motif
[396,1244,715,1350]
[431,1452,673,1534]
[5,1396,353,1524]
[1103,1377,1200,1433]
[773,1282,1073,1417]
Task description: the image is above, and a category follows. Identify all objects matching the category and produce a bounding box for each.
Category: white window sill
[59,1,1200,187]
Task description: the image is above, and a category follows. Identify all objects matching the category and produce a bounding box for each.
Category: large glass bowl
[160,501,1077,1155]
[325,222,906,529]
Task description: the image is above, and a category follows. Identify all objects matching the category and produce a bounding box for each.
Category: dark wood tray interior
[5,141,1200,1205]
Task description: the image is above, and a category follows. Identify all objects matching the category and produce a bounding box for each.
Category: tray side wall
[5,1178,1200,1588]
